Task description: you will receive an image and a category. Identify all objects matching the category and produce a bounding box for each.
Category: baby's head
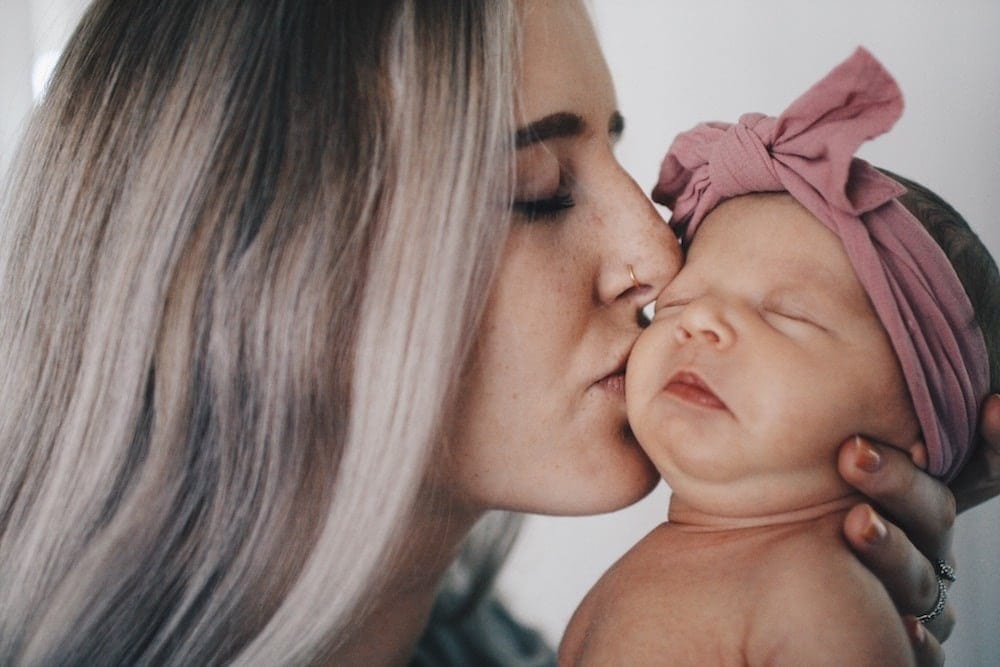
[627,48,998,518]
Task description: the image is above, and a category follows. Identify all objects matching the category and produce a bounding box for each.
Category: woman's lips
[664,371,727,410]
[595,351,630,396]
[597,370,626,395]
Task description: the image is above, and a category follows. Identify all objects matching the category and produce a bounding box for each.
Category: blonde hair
[0,1,518,663]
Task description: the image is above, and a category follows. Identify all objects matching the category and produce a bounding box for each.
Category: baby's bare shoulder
[744,527,915,666]
[562,519,914,666]
[559,525,748,666]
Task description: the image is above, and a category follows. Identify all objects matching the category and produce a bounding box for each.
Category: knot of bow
[654,47,907,244]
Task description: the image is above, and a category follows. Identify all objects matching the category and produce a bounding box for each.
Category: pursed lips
[663,370,728,410]
[594,350,631,396]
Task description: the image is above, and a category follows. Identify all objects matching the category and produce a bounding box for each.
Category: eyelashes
[511,191,575,221]
[766,309,828,332]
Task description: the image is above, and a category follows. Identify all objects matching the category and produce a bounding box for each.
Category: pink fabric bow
[653,47,988,481]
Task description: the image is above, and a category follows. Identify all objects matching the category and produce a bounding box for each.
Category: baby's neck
[666,491,864,533]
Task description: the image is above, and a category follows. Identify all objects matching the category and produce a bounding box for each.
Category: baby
[559,48,998,665]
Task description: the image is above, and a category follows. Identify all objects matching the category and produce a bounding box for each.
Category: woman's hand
[835,394,1000,666]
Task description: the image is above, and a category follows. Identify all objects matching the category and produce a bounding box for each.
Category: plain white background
[2,1,998,664]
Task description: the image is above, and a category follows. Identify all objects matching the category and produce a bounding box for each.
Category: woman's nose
[674,296,736,350]
[595,170,681,306]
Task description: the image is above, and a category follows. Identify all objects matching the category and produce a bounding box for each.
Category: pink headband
[652,47,988,481]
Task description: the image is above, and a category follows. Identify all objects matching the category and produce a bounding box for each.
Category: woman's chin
[517,452,661,516]
[450,422,662,516]
[584,469,661,515]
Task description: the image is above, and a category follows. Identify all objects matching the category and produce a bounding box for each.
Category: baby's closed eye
[760,293,829,332]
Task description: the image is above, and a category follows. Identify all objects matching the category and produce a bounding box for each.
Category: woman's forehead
[514,0,617,129]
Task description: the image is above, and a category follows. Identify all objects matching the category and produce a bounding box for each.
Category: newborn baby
[559,48,996,666]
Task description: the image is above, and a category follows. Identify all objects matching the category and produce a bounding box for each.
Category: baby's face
[627,193,920,514]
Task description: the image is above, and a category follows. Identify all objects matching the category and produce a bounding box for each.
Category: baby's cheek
[625,376,659,451]
[625,328,668,407]
[834,337,914,445]
[749,372,846,461]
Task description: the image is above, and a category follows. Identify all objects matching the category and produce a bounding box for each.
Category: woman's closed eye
[512,190,575,221]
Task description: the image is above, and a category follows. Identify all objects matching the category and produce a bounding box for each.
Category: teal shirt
[411,592,556,666]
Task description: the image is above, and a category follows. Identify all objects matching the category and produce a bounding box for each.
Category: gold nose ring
[627,264,640,289]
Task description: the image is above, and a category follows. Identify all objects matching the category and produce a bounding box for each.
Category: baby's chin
[661,465,860,530]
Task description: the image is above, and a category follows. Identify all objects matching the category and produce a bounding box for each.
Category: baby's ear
[907,440,928,471]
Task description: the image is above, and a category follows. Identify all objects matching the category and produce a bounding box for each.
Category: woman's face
[447,0,681,515]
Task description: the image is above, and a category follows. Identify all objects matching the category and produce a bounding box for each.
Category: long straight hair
[0,1,518,663]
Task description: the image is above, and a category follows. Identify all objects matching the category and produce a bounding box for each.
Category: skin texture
[561,193,922,665]
[441,0,680,516]
[562,513,915,667]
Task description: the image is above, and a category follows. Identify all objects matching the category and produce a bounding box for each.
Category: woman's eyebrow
[514,111,625,149]
[515,112,584,148]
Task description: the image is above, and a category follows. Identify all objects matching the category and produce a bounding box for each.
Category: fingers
[839,435,958,658]
[839,435,957,641]
[838,436,955,557]
[951,393,1000,512]
[904,616,945,667]
[979,393,1000,448]
[843,504,957,648]
[922,601,957,645]
[842,504,953,632]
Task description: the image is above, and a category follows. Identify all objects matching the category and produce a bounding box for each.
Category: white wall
[498,2,1000,665]
[0,0,90,173]
[0,0,35,175]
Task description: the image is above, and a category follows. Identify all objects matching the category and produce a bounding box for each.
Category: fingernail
[854,436,882,473]
[908,442,928,470]
[904,616,926,645]
[862,507,887,545]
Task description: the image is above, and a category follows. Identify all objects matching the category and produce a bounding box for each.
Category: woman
[0,1,996,664]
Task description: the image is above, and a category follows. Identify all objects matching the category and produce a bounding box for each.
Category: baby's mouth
[664,371,728,411]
